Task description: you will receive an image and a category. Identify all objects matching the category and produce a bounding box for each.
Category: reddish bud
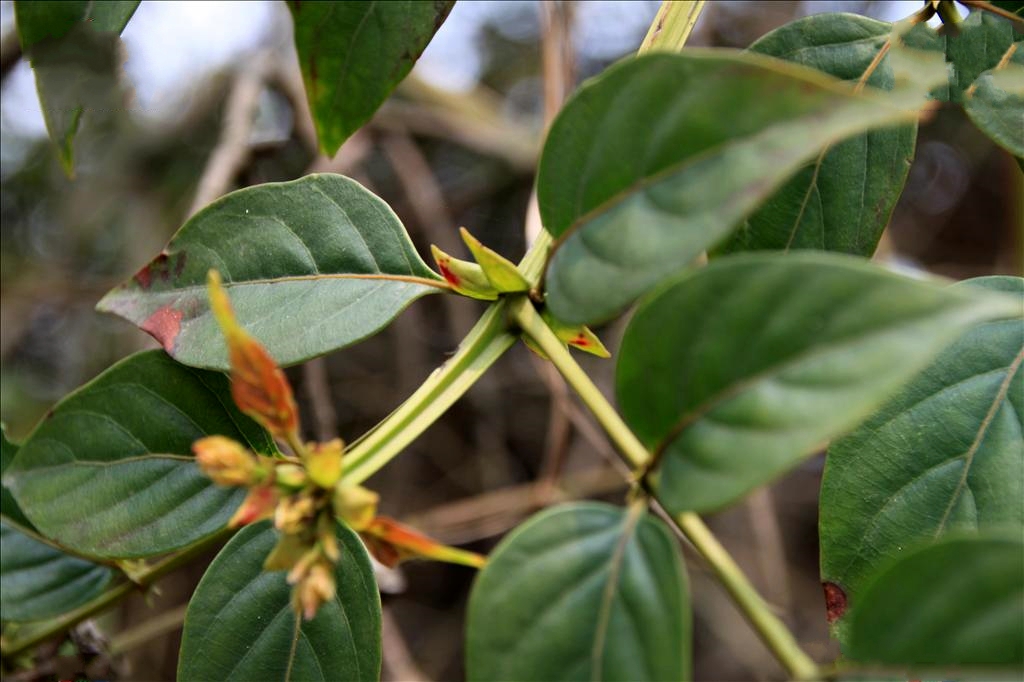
[229,484,278,528]
[193,436,260,486]
[207,270,300,441]
[360,517,486,569]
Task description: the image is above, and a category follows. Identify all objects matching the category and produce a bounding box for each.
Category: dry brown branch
[188,52,272,217]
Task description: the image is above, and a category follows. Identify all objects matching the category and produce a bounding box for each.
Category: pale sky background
[0,0,938,173]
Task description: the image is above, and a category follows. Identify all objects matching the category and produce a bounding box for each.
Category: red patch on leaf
[141,305,183,352]
[823,581,847,623]
[570,334,589,347]
[437,259,460,286]
[133,252,187,289]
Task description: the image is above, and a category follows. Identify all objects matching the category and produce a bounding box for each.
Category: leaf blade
[288,1,454,155]
[719,13,917,257]
[4,351,276,559]
[617,254,1021,514]
[178,520,381,682]
[538,48,947,324]
[820,276,1023,642]
[466,502,690,682]
[97,174,443,370]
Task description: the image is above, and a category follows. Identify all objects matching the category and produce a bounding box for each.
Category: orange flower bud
[333,484,379,532]
[193,436,259,486]
[207,270,300,442]
[306,439,343,489]
[228,484,278,528]
[360,517,486,569]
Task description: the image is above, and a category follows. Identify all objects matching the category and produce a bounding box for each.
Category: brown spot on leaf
[141,305,183,353]
[823,581,847,623]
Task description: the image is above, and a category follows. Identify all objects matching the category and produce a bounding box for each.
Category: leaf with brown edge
[360,517,485,569]
[208,270,300,443]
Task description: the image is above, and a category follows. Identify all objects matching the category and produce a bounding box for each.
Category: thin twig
[188,52,272,217]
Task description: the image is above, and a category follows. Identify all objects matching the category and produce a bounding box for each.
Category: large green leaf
[616,253,1021,514]
[15,1,138,174]
[3,351,276,559]
[964,40,1024,158]
[98,174,443,370]
[820,276,1023,642]
[178,521,381,682]
[537,48,947,325]
[1,430,115,621]
[847,535,1024,667]
[288,1,454,156]
[0,522,114,622]
[719,14,916,257]
[466,502,690,682]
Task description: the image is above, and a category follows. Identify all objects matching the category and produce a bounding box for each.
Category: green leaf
[964,40,1024,158]
[466,502,690,682]
[97,174,444,370]
[14,0,137,48]
[15,1,138,175]
[943,10,1019,104]
[178,520,381,682]
[718,14,916,257]
[820,276,1023,642]
[616,253,1021,514]
[0,522,114,622]
[847,535,1024,667]
[288,1,454,156]
[3,351,276,559]
[1,430,115,622]
[538,49,947,325]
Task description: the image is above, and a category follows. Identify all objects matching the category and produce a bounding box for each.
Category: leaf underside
[98,174,442,370]
[288,0,454,155]
[538,48,946,325]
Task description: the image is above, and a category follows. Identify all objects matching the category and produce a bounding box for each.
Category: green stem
[0,526,234,659]
[341,231,554,485]
[639,0,707,53]
[508,297,819,681]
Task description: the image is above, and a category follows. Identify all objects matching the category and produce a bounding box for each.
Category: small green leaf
[719,14,917,257]
[847,535,1024,667]
[97,174,444,370]
[617,253,1021,514]
[15,1,138,175]
[964,41,1024,158]
[178,520,381,682]
[539,49,947,325]
[288,1,454,156]
[820,276,1022,642]
[460,228,530,293]
[0,522,114,622]
[4,351,276,559]
[466,502,690,682]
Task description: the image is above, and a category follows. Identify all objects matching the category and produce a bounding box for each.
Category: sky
[0,0,937,174]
